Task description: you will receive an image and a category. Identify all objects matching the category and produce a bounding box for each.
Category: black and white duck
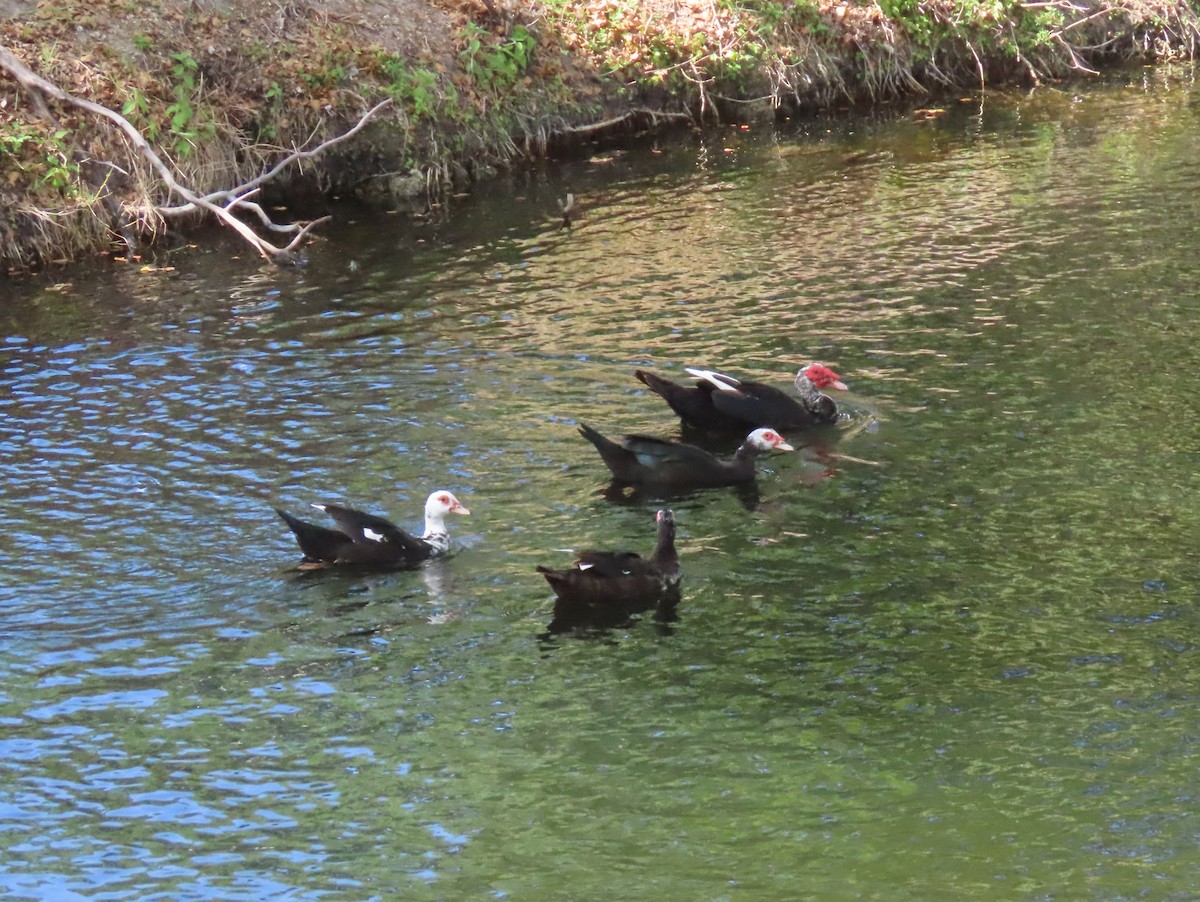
[276,490,469,569]
[538,509,681,632]
[635,363,847,433]
[578,423,793,488]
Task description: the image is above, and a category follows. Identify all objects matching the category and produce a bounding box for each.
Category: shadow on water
[598,477,763,513]
[537,586,681,640]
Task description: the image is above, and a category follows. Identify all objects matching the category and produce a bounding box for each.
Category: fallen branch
[0,46,391,262]
[557,109,693,137]
[156,100,391,219]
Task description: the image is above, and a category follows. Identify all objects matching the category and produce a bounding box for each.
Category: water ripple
[0,74,1199,899]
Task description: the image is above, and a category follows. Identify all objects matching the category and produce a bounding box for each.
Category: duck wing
[317,504,429,554]
[635,368,742,430]
[619,434,719,469]
[705,378,808,429]
[616,434,736,485]
[573,550,652,577]
[537,563,668,619]
[679,367,805,430]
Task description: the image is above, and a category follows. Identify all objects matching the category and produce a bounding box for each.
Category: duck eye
[439,494,449,504]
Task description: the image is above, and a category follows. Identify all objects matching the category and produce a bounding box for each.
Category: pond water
[3,65,1200,899]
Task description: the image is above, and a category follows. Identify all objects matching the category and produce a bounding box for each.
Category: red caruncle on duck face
[430,491,470,516]
[804,364,848,391]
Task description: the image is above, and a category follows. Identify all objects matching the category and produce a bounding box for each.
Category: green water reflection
[1,66,1199,899]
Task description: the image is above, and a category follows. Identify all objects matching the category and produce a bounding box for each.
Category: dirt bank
[2,0,1198,272]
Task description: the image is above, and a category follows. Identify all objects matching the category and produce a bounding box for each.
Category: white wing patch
[363,527,386,543]
[685,367,741,393]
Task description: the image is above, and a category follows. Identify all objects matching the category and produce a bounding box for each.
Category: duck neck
[794,371,832,413]
[653,518,678,568]
[734,440,763,462]
[794,373,822,406]
[422,510,450,551]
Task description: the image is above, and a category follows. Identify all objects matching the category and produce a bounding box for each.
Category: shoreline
[1,0,1197,272]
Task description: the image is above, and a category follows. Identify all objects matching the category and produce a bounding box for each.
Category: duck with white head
[275,490,469,569]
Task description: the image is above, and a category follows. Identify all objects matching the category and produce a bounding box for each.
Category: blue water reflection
[2,69,1200,898]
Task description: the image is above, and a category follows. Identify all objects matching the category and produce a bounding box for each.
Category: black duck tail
[275,507,343,563]
[578,422,619,453]
[578,423,637,480]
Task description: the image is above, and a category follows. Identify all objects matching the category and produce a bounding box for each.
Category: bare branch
[281,216,333,254]
[558,109,693,136]
[253,101,392,189]
[0,46,392,262]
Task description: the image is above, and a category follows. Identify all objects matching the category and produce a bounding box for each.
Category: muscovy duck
[276,490,469,569]
[578,423,793,488]
[538,509,681,632]
[634,363,847,432]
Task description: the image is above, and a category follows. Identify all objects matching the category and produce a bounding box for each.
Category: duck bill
[830,379,848,391]
[777,441,795,452]
[452,502,471,516]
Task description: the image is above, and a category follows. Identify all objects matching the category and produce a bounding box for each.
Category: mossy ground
[1,0,1197,272]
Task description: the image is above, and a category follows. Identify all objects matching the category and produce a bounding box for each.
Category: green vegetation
[0,0,1198,271]
[164,51,217,157]
[459,23,535,91]
[540,0,1197,103]
[116,48,217,159]
[375,53,454,121]
[0,122,82,193]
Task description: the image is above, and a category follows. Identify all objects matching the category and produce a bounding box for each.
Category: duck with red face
[635,363,848,433]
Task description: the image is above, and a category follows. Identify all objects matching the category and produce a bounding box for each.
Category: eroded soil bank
[1,0,1198,271]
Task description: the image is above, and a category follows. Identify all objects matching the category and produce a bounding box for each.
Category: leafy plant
[376,53,454,119]
[120,86,158,140]
[1,123,83,195]
[41,130,79,190]
[161,50,217,158]
[459,23,536,91]
[255,81,286,141]
[0,124,39,155]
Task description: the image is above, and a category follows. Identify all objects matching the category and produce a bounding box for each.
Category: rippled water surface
[4,67,1200,899]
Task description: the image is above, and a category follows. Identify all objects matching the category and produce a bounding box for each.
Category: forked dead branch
[0,47,391,263]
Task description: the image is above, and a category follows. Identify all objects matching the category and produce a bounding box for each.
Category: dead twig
[557,109,693,137]
[0,46,391,263]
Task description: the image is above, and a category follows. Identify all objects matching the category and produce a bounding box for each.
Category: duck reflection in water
[291,557,469,640]
[600,479,762,514]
